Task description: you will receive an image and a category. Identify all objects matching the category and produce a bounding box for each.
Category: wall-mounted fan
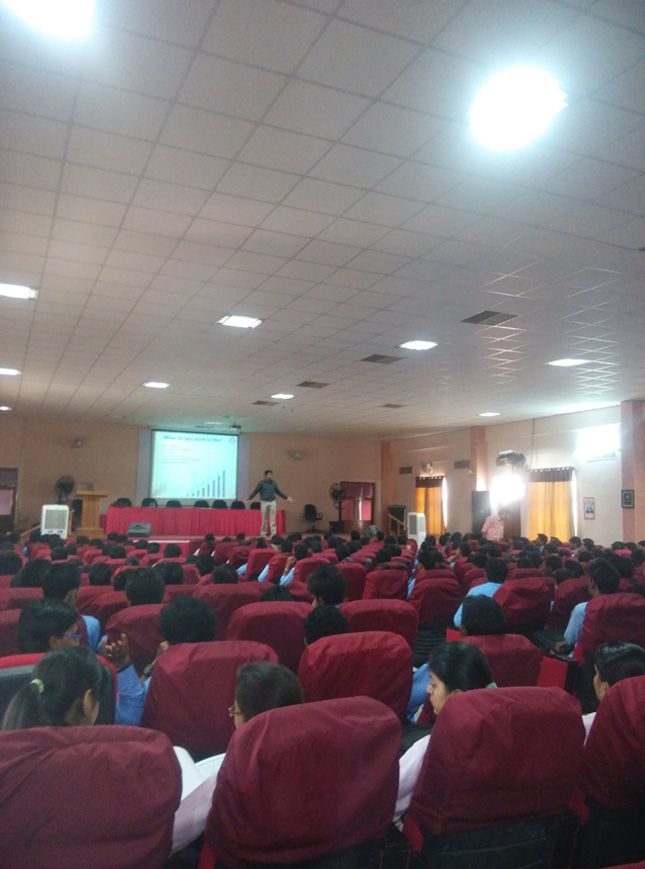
[54,474,76,505]
[329,483,348,524]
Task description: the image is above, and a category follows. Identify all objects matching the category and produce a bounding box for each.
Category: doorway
[0,468,18,533]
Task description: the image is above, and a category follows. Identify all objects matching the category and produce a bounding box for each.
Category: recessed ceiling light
[0,405,12,411]
[143,381,169,389]
[271,393,294,400]
[479,412,501,417]
[218,315,262,329]
[470,66,567,151]
[0,283,38,300]
[547,358,590,368]
[0,368,20,376]
[399,340,438,351]
[3,0,93,39]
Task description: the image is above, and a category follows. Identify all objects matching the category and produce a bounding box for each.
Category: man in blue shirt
[453,557,508,627]
[248,470,292,537]
[557,558,621,651]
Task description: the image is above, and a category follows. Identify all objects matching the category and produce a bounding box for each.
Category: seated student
[0,550,23,578]
[307,564,346,607]
[43,563,101,651]
[236,537,268,577]
[279,542,309,586]
[147,541,161,556]
[396,642,494,819]
[153,561,184,585]
[125,568,165,605]
[11,557,51,588]
[16,601,143,726]
[211,564,238,585]
[556,558,621,651]
[304,604,348,645]
[584,641,645,738]
[163,543,182,559]
[142,596,216,682]
[2,645,104,729]
[257,540,292,583]
[453,558,508,627]
[88,562,112,586]
[460,595,508,637]
[195,554,214,577]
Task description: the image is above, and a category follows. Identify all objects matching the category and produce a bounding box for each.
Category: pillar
[620,400,645,542]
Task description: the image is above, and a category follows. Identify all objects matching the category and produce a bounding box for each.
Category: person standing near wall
[248,470,292,536]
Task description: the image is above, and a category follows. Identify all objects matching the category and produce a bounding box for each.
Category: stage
[104,506,286,538]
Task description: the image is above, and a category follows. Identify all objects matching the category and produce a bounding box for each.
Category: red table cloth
[105,506,285,537]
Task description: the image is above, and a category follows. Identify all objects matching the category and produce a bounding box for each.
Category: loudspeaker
[127,521,151,537]
[471,491,491,535]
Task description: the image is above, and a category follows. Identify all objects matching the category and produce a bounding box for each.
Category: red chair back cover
[245,549,274,578]
[299,631,412,719]
[509,568,544,580]
[0,587,42,611]
[0,725,181,869]
[409,577,463,624]
[463,634,543,687]
[76,584,113,613]
[0,609,21,656]
[493,578,553,629]
[411,687,584,834]
[547,577,589,630]
[229,546,251,570]
[416,568,457,582]
[464,567,485,590]
[81,590,128,629]
[320,550,339,564]
[105,604,164,674]
[284,580,314,603]
[337,562,367,600]
[141,640,277,755]
[294,556,327,584]
[341,598,418,650]
[574,593,645,662]
[581,675,645,809]
[163,584,195,602]
[193,583,262,639]
[206,697,401,865]
[265,553,288,583]
[181,564,199,584]
[214,541,235,565]
[363,568,408,600]
[226,601,311,671]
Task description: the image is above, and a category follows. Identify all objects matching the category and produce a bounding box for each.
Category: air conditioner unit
[41,504,69,537]
[407,511,426,544]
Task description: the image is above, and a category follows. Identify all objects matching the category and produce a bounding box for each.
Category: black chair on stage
[230,500,245,510]
[194,500,209,508]
[212,500,227,509]
[304,503,322,531]
[166,500,182,508]
[142,498,158,508]
[249,502,261,510]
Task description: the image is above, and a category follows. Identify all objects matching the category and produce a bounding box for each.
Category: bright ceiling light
[2,0,93,39]
[0,283,38,300]
[547,358,590,368]
[0,405,12,411]
[479,412,500,417]
[0,368,20,376]
[470,66,567,151]
[271,393,294,400]
[143,381,169,389]
[399,340,438,351]
[218,315,262,329]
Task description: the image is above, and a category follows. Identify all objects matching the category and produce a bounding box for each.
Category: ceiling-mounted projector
[496,450,526,467]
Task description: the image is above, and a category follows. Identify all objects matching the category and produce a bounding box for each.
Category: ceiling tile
[338,0,462,42]
[0,60,76,121]
[145,145,229,190]
[343,192,425,226]
[296,239,362,266]
[66,126,153,175]
[74,82,169,140]
[133,178,209,215]
[243,229,308,258]
[160,105,254,159]
[0,109,68,159]
[317,218,389,247]
[310,144,401,187]
[376,162,464,202]
[217,163,301,201]
[342,102,444,157]
[345,249,410,273]
[261,206,334,237]
[61,163,139,204]
[371,229,439,257]
[265,79,369,139]
[282,178,364,215]
[237,126,330,174]
[99,0,214,47]
[122,206,192,237]
[383,49,483,118]
[199,193,275,226]
[0,150,61,190]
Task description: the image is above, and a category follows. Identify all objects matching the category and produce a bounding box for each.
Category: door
[0,468,18,533]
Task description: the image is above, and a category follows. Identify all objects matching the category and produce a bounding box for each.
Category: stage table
[105,506,285,538]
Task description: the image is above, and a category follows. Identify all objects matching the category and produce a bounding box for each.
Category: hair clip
[30,678,45,694]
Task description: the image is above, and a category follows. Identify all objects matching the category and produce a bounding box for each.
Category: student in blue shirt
[42,563,101,651]
[280,542,309,586]
[453,557,508,627]
[556,558,621,652]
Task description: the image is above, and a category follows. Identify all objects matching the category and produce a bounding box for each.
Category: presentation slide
[151,431,238,501]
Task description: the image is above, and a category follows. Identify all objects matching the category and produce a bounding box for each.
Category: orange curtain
[527,467,573,540]
[415,476,445,536]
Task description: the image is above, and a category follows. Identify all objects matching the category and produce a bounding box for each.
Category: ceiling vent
[496,450,526,467]
[381,403,404,408]
[362,354,402,364]
[297,380,329,389]
[253,400,278,406]
[461,310,518,326]
[399,466,413,475]
[453,459,471,470]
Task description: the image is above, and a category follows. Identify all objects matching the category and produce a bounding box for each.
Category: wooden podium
[76,490,108,538]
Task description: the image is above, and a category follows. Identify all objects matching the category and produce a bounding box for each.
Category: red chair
[338,562,367,600]
[214,540,235,565]
[228,546,251,570]
[299,631,412,719]
[508,568,543,580]
[204,697,400,867]
[416,568,457,582]
[341,598,418,650]
[181,563,199,584]
[463,567,485,589]
[226,602,310,671]
[81,590,128,629]
[265,553,288,583]
[0,609,21,657]
[284,580,314,603]
[463,634,543,687]
[494,578,553,630]
[244,549,274,579]
[163,584,195,602]
[574,593,645,663]
[293,556,327,584]
[363,568,408,600]
[547,576,589,631]
[408,687,584,864]
[320,550,339,564]
[141,640,277,756]
[105,604,164,674]
[76,584,113,614]
[193,583,262,639]
[0,588,42,611]
[0,726,181,869]
[577,676,645,867]
[409,577,463,624]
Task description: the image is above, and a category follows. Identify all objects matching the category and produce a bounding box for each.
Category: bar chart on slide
[151,431,238,500]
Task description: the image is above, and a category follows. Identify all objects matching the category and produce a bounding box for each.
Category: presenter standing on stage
[249,470,292,537]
